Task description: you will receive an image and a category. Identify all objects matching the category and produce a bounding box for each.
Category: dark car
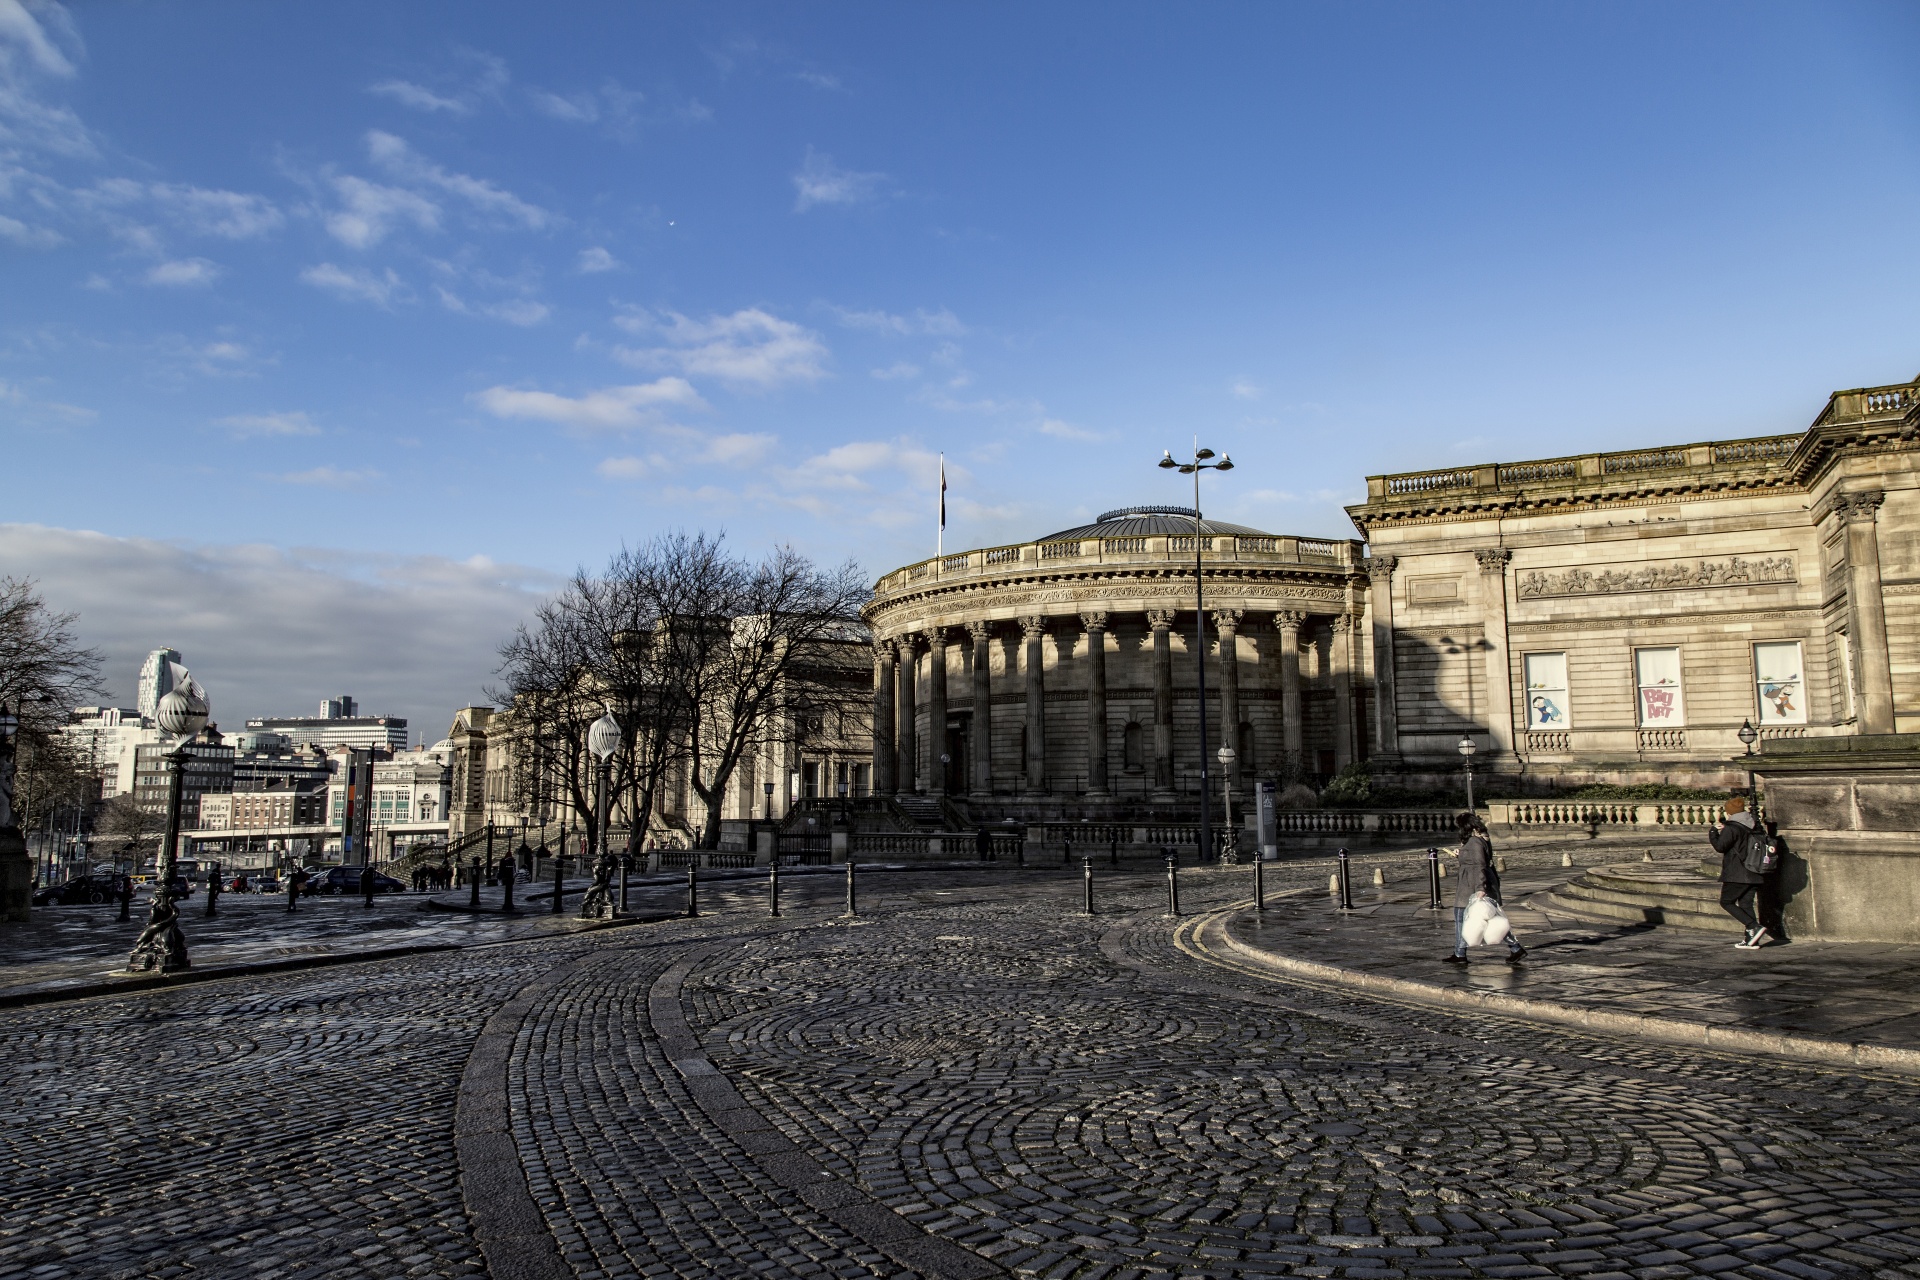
[32,874,133,906]
[306,866,407,896]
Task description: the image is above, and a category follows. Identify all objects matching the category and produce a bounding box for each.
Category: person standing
[1443,810,1526,966]
[1710,795,1771,948]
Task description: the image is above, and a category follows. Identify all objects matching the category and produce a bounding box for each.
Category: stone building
[866,370,1918,812]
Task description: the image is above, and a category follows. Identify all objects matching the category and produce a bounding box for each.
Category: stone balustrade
[874,532,1364,598]
[1486,800,1731,827]
[1367,431,1806,503]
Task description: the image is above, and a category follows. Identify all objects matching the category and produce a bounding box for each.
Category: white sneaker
[1734,929,1759,949]
[1748,928,1773,947]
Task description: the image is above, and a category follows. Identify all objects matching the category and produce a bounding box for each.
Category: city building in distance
[246,696,409,753]
[135,647,183,720]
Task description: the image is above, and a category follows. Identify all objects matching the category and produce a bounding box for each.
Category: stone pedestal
[1752,734,1920,943]
[0,825,28,923]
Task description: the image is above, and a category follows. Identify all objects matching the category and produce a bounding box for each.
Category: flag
[939,454,947,532]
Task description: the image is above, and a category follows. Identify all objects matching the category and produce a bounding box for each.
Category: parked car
[253,877,282,894]
[32,874,133,906]
[306,866,407,895]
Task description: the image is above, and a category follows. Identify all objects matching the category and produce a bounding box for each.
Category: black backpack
[1741,826,1778,875]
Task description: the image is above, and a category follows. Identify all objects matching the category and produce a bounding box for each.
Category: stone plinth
[1753,734,1920,943]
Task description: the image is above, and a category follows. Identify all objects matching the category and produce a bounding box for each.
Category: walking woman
[1444,810,1526,966]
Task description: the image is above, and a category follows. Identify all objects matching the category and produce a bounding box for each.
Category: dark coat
[1711,811,1765,885]
[1454,834,1501,908]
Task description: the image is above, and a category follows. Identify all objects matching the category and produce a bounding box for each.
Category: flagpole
[938,453,945,559]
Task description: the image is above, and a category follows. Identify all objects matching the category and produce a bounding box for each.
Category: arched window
[1124,722,1144,772]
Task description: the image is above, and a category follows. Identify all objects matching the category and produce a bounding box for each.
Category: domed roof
[1038,505,1274,542]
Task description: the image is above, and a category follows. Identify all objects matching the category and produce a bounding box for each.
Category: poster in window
[1634,647,1686,726]
[1524,652,1570,730]
[1754,641,1807,725]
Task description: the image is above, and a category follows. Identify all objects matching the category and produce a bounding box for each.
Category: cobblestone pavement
[2,853,1918,1280]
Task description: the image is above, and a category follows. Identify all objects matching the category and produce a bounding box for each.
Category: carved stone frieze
[1515,554,1797,599]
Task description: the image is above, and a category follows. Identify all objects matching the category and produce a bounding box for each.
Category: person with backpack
[1443,811,1526,966]
[1710,795,1775,948]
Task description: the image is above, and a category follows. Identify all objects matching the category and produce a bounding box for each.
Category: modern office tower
[136,648,184,720]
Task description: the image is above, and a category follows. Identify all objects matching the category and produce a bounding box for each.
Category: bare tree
[0,578,104,836]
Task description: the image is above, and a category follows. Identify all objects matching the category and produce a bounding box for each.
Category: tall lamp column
[1738,718,1759,813]
[1216,745,1237,864]
[1158,445,1235,864]
[581,707,621,919]
[1457,734,1478,812]
[0,703,29,922]
[128,677,209,971]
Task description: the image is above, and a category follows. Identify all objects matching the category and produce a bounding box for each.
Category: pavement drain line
[649,941,1006,1280]
[1178,906,1920,1079]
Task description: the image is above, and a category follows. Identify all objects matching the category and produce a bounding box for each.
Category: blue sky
[3,1,1918,731]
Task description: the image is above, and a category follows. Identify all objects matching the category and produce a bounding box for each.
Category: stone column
[967,620,992,797]
[1081,611,1110,796]
[1275,611,1305,758]
[872,643,896,796]
[894,636,917,796]
[1212,609,1244,787]
[1475,547,1516,756]
[1840,491,1896,734]
[1020,616,1047,793]
[1149,609,1176,798]
[1331,615,1356,769]
[1367,555,1400,760]
[924,626,948,796]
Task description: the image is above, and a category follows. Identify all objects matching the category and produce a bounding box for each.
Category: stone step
[1536,888,1739,932]
[1534,860,1741,933]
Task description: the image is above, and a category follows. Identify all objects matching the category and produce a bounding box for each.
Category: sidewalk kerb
[1182,907,1920,1077]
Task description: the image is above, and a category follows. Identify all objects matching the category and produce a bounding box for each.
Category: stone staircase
[892,795,952,830]
[1534,859,1740,934]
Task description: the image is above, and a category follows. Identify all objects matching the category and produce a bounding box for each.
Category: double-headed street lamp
[1216,744,1237,864]
[581,706,621,919]
[128,677,209,972]
[1158,445,1234,866]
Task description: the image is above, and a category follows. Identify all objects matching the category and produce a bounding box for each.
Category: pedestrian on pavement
[1444,811,1526,966]
[286,866,308,912]
[976,825,992,861]
[1710,795,1772,948]
[1758,820,1790,941]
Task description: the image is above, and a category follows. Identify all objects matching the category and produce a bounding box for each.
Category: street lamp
[0,702,28,922]
[763,779,775,821]
[581,706,621,918]
[1158,444,1235,865]
[1738,718,1759,810]
[1216,744,1237,864]
[1457,734,1478,812]
[129,676,208,971]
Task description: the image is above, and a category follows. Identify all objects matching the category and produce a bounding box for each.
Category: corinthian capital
[1840,489,1887,523]
[1209,608,1244,634]
[1274,610,1308,632]
[1474,547,1513,574]
[964,619,991,642]
[894,634,918,659]
[1330,614,1354,634]
[1018,614,1047,641]
[1078,610,1110,632]
[1368,553,1398,580]
[1145,609,1177,630]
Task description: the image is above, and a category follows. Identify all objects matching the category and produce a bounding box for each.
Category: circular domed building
[862,505,1380,820]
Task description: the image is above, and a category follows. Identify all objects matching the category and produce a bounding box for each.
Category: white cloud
[613,307,828,388]
[368,79,469,115]
[1037,417,1103,443]
[794,71,843,92]
[325,175,440,248]
[0,378,93,425]
[217,411,318,439]
[827,305,964,336]
[871,362,920,381]
[366,130,549,230]
[300,262,407,307]
[531,89,597,122]
[277,465,383,489]
[0,0,92,157]
[0,211,58,246]
[435,286,549,326]
[576,246,619,273]
[472,377,706,432]
[792,147,885,211]
[597,455,653,479]
[1230,378,1263,400]
[81,179,283,239]
[0,522,555,732]
[144,257,220,287]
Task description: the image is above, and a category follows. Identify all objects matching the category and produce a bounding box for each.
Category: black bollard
[1016,833,1025,869]
[1254,854,1265,915]
[1082,856,1094,915]
[1165,851,1180,916]
[1426,846,1443,910]
[618,854,629,916]
[844,858,857,917]
[501,861,515,913]
[1062,835,1072,868]
[552,854,564,915]
[1109,834,1119,870]
[686,864,698,918]
[362,864,375,909]
[119,877,133,923]
[469,858,482,908]
[769,858,780,917]
[1336,846,1354,912]
[205,862,222,917]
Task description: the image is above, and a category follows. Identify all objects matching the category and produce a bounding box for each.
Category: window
[1754,641,1807,725]
[853,763,870,798]
[1634,648,1686,726]
[1523,652,1571,730]
[802,762,820,799]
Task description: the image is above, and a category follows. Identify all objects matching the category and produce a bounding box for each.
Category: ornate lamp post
[1216,744,1237,864]
[1457,734,1478,812]
[1157,445,1235,864]
[1738,718,1759,811]
[129,677,209,971]
[0,702,30,922]
[580,707,621,918]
